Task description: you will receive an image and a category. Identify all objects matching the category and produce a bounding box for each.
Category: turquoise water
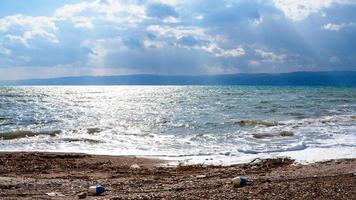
[0,86,355,164]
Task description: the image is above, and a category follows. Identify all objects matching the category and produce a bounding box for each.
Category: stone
[130,164,141,170]
[78,192,87,199]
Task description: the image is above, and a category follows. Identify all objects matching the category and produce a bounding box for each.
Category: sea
[0,86,355,165]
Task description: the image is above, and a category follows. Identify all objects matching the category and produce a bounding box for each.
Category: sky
[0,0,355,80]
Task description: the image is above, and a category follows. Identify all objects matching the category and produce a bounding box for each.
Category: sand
[0,152,355,199]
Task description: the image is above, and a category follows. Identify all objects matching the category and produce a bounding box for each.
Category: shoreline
[2,145,355,166]
[0,152,355,199]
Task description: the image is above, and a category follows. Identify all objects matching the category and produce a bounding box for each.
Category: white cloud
[0,15,58,47]
[97,0,147,24]
[203,44,245,57]
[196,15,204,20]
[218,47,245,57]
[6,28,59,47]
[162,16,180,24]
[147,25,245,57]
[54,0,100,18]
[273,0,332,21]
[255,49,285,63]
[322,22,355,31]
[147,25,207,39]
[273,0,356,21]
[54,1,97,29]
[72,16,94,29]
[0,15,57,32]
[0,0,149,47]
[54,0,147,28]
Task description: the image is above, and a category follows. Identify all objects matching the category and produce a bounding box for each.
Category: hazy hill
[2,71,356,86]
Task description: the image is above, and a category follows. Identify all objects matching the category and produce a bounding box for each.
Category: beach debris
[130,164,141,170]
[231,176,247,187]
[77,192,88,199]
[249,157,294,169]
[46,192,64,197]
[88,185,105,196]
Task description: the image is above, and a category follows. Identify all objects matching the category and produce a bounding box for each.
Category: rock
[195,175,206,178]
[130,164,141,170]
[0,130,61,140]
[238,120,282,127]
[87,128,102,134]
[78,192,87,199]
[280,131,294,137]
[46,192,64,197]
[231,176,247,187]
[252,133,274,139]
[250,165,258,169]
[173,186,184,191]
[262,178,272,183]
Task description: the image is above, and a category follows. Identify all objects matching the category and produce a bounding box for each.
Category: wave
[245,115,356,130]
[133,143,308,157]
[238,142,307,154]
[157,117,333,129]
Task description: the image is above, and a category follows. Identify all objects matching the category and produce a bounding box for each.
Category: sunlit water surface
[1,86,355,164]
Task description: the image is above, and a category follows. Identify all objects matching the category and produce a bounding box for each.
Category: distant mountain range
[2,71,356,86]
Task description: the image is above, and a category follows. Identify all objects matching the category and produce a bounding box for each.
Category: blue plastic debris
[231,176,247,187]
[88,184,105,196]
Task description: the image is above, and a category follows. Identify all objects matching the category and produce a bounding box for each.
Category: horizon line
[2,70,356,82]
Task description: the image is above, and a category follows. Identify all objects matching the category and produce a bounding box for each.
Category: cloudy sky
[0,0,355,80]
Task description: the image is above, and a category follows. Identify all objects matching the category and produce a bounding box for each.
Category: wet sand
[0,152,355,199]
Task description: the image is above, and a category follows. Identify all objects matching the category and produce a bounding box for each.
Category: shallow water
[0,86,355,164]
